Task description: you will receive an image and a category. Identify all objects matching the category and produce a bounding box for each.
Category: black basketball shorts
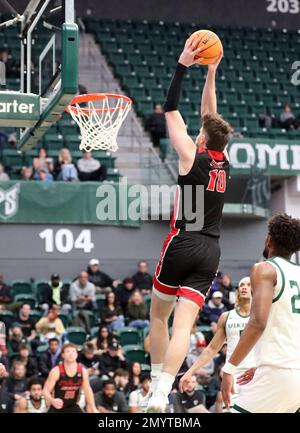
[153,229,220,309]
[48,404,83,413]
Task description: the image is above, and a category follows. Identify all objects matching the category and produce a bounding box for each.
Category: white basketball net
[68,94,132,152]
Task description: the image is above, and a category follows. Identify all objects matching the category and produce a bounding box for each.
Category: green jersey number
[290,280,300,314]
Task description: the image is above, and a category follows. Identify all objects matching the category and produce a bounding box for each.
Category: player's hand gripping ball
[188,30,223,65]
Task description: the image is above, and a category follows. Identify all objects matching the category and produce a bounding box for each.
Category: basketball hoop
[66,93,132,152]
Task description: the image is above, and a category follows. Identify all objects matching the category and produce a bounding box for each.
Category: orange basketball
[188,30,223,65]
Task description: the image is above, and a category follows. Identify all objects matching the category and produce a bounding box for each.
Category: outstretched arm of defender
[82,368,98,413]
[164,40,204,167]
[179,312,228,392]
[43,366,63,409]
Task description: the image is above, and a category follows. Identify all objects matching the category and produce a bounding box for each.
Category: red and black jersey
[173,147,230,237]
[54,362,83,408]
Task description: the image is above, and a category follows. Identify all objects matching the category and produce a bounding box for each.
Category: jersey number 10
[207,169,226,193]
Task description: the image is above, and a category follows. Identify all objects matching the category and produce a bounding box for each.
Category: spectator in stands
[77,342,104,392]
[101,292,124,332]
[280,103,296,130]
[38,337,61,378]
[95,379,128,413]
[87,259,118,293]
[116,277,136,315]
[213,343,227,374]
[127,291,150,330]
[13,343,38,378]
[20,166,33,181]
[189,321,206,354]
[70,271,96,311]
[146,104,167,148]
[127,362,142,394]
[100,341,126,378]
[214,273,235,308]
[7,325,26,355]
[15,377,48,413]
[186,338,215,378]
[206,366,223,413]
[0,381,14,413]
[14,303,36,343]
[0,273,13,307]
[0,321,8,368]
[55,148,78,181]
[132,261,152,295]
[35,305,65,341]
[114,369,130,395]
[200,292,227,325]
[32,148,52,174]
[40,273,70,312]
[0,48,19,79]
[1,361,28,404]
[90,325,114,355]
[174,375,208,413]
[0,163,9,181]
[35,167,53,182]
[77,150,107,181]
[129,373,151,413]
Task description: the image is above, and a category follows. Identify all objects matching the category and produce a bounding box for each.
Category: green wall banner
[228,139,300,176]
[0,181,141,226]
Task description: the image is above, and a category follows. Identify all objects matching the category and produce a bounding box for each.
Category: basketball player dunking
[147,39,232,412]
[179,276,256,412]
[221,214,300,413]
[43,342,98,413]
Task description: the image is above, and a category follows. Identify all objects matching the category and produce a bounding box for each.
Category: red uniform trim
[197,146,224,161]
[177,286,206,309]
[154,227,180,279]
[153,274,179,295]
[77,363,82,375]
[59,362,65,375]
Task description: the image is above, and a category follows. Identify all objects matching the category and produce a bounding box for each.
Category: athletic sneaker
[146,391,168,413]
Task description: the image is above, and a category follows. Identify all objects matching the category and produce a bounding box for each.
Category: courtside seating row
[85,19,300,138]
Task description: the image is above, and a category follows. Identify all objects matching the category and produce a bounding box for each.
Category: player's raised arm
[200,53,223,117]
[81,368,98,413]
[164,39,204,170]
[43,366,63,410]
[179,312,228,392]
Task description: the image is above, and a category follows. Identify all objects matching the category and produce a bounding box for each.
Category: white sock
[150,363,163,393]
[155,372,175,398]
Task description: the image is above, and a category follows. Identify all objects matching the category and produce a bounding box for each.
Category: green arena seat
[66,327,87,346]
[11,280,33,296]
[95,293,106,312]
[117,327,141,346]
[58,311,72,328]
[123,344,149,364]
[14,294,37,309]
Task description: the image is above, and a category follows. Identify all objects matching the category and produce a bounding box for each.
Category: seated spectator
[214,273,235,308]
[206,366,223,412]
[32,148,53,175]
[100,341,126,378]
[70,271,96,311]
[35,167,53,182]
[1,361,28,405]
[55,148,78,181]
[186,338,215,377]
[0,321,8,368]
[13,343,38,378]
[0,163,9,181]
[129,373,151,413]
[15,377,48,413]
[77,150,107,181]
[95,379,128,413]
[200,292,227,325]
[145,104,167,148]
[280,103,296,130]
[87,259,118,293]
[0,380,14,413]
[38,337,62,378]
[7,325,26,355]
[127,291,150,330]
[114,369,129,395]
[40,273,71,312]
[132,261,152,295]
[173,375,208,413]
[77,342,104,393]
[20,166,33,181]
[14,303,36,343]
[116,277,136,315]
[90,325,114,355]
[35,305,65,342]
[0,272,13,307]
[101,292,124,332]
[127,361,141,394]
[0,48,19,78]
[189,322,206,354]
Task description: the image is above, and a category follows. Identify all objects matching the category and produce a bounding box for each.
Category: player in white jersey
[179,276,255,410]
[221,213,300,413]
[15,378,48,413]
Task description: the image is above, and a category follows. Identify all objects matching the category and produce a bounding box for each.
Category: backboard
[0,0,78,150]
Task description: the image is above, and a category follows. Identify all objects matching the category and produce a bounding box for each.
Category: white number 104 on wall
[39,229,94,253]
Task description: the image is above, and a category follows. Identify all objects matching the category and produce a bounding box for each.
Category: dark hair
[114,368,129,378]
[48,337,59,344]
[140,373,151,383]
[103,379,116,388]
[28,377,43,390]
[268,213,300,255]
[20,303,31,309]
[96,325,113,350]
[123,277,134,285]
[201,113,233,151]
[83,342,94,352]
[127,361,141,393]
[104,291,118,308]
